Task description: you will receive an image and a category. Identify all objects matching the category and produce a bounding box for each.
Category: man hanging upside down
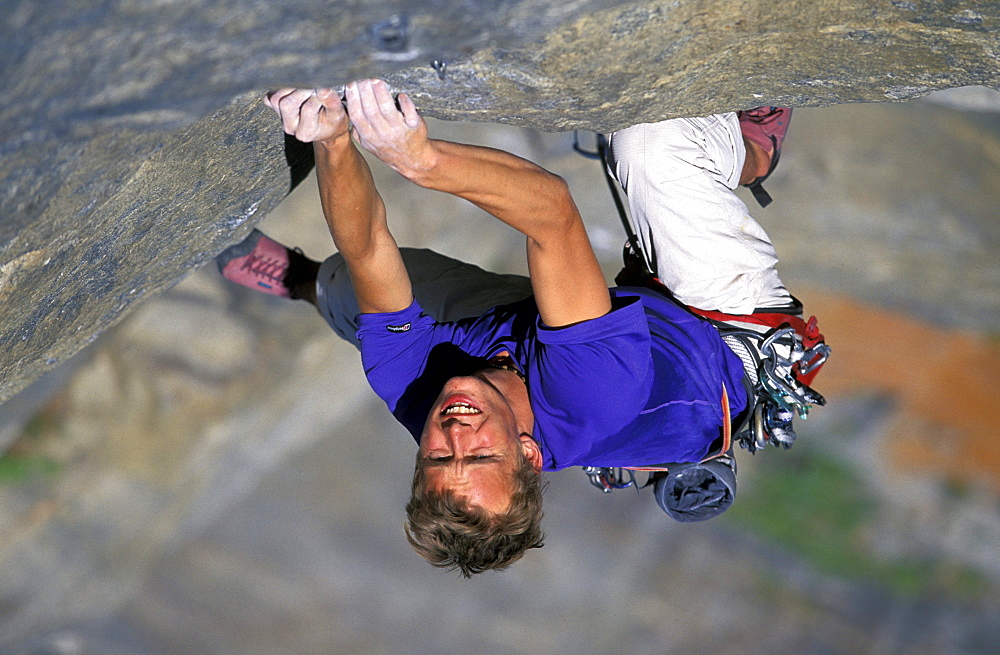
[218,78,811,576]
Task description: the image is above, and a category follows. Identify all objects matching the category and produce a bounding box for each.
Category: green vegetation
[0,404,62,484]
[0,453,59,483]
[723,443,985,599]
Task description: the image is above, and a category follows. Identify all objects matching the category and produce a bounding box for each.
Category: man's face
[419,369,540,514]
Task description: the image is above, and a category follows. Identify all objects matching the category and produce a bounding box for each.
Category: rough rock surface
[2,0,998,403]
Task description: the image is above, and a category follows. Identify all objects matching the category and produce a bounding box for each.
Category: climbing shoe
[738,106,792,208]
[217,229,300,298]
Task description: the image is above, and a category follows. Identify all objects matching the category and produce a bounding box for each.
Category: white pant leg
[608,114,791,314]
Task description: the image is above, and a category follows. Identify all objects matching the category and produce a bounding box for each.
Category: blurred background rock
[1,88,998,654]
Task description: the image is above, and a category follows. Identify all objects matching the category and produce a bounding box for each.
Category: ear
[518,434,543,473]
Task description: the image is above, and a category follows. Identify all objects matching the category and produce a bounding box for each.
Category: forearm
[314,136,412,313]
[401,139,576,247]
[314,135,383,257]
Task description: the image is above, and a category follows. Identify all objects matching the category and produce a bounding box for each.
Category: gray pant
[315,248,533,350]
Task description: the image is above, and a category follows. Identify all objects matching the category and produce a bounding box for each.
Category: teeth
[442,403,481,415]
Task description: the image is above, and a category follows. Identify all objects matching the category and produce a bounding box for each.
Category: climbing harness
[572,130,831,521]
[687,301,830,453]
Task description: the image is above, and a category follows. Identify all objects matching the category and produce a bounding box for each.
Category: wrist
[401,140,440,186]
[314,131,353,153]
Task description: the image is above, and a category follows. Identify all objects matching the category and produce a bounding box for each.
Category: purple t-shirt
[357,287,747,471]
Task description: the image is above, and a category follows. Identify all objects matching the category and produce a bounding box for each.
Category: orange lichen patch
[798,287,1000,491]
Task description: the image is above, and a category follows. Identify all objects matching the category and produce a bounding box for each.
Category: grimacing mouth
[441,402,483,416]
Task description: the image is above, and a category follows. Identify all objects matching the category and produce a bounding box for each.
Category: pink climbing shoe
[737,106,792,208]
[217,229,296,297]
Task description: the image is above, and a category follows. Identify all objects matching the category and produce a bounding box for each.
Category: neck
[487,352,525,383]
[477,359,533,436]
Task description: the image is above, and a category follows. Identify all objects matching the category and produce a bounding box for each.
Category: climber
[217,78,804,576]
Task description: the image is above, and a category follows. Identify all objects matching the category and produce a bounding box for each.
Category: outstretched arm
[346,79,611,328]
[265,88,412,315]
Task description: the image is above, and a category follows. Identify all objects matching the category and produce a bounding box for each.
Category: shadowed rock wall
[1,0,998,403]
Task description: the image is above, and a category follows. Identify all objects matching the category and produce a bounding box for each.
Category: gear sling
[573,132,831,522]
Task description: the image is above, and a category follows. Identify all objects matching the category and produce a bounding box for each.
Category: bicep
[526,188,611,327]
[345,229,414,314]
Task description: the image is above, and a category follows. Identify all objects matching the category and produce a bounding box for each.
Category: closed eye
[422,454,497,465]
